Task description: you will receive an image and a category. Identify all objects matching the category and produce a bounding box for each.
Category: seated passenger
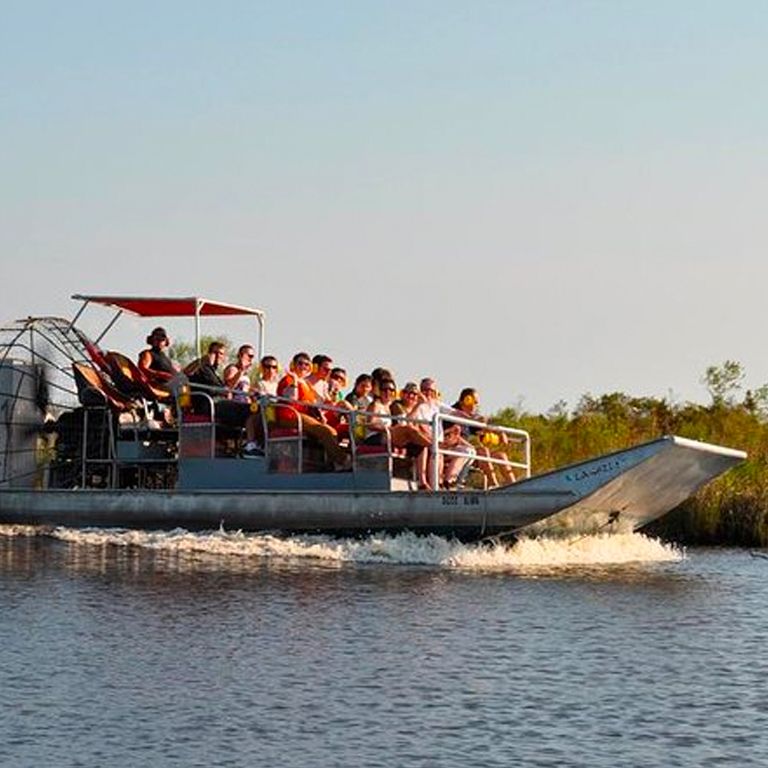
[242,355,280,458]
[306,354,333,402]
[187,342,229,392]
[363,379,397,445]
[325,367,351,431]
[327,368,348,405]
[187,342,252,433]
[391,381,418,422]
[370,367,394,400]
[345,374,373,410]
[452,388,516,486]
[138,327,180,384]
[363,378,431,487]
[223,345,256,403]
[253,355,280,397]
[275,352,348,467]
[412,378,475,489]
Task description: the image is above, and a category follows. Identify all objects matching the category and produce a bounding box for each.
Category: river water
[2,526,768,768]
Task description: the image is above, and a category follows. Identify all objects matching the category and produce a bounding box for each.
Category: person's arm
[138,349,175,382]
[137,349,152,372]
[281,376,297,402]
[222,364,240,389]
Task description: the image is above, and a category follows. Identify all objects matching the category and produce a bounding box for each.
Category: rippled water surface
[2,526,768,767]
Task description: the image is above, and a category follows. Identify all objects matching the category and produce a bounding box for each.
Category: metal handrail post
[194,300,202,358]
[81,408,88,487]
[525,434,531,478]
[431,412,441,490]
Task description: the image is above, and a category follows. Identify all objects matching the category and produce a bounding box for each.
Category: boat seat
[72,362,136,413]
[178,393,243,458]
[105,350,172,403]
[181,413,212,424]
[72,363,176,471]
[73,328,113,376]
[352,434,414,480]
[260,404,329,473]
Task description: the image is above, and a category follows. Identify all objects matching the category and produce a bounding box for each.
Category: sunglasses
[381,387,396,393]
[296,360,311,367]
[262,362,278,369]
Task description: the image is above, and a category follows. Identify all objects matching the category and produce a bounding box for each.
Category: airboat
[0,295,746,540]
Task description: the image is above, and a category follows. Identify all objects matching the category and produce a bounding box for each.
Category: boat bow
[495,436,746,537]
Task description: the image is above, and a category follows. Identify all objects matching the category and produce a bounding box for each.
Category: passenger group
[137,328,516,489]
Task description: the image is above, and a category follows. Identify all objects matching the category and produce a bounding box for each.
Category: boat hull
[0,436,745,539]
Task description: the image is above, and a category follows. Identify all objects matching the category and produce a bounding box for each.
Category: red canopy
[71,295,264,318]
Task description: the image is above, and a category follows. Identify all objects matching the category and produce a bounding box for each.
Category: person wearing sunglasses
[241,354,280,458]
[223,345,256,403]
[412,378,476,489]
[322,367,352,432]
[390,381,419,422]
[253,355,280,397]
[363,378,432,487]
[307,354,334,401]
[327,367,347,404]
[363,379,398,445]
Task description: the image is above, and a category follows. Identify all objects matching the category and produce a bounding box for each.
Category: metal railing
[250,393,530,488]
[430,411,530,490]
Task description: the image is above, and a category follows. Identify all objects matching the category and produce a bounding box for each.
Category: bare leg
[414,447,429,488]
[474,445,499,488]
[426,450,442,491]
[493,450,516,484]
[391,424,431,448]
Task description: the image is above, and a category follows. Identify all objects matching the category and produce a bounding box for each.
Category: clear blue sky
[2,1,767,412]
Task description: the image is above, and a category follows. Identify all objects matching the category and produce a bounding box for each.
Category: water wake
[22,526,684,571]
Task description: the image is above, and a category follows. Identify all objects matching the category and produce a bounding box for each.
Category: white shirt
[254,378,278,397]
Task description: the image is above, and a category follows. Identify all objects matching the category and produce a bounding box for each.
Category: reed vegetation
[491,362,768,546]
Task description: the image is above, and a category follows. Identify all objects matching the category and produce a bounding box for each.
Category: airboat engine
[0,359,45,489]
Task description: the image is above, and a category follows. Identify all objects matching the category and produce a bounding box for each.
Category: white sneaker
[242,443,264,459]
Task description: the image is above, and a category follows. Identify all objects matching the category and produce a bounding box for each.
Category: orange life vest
[276,373,317,421]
